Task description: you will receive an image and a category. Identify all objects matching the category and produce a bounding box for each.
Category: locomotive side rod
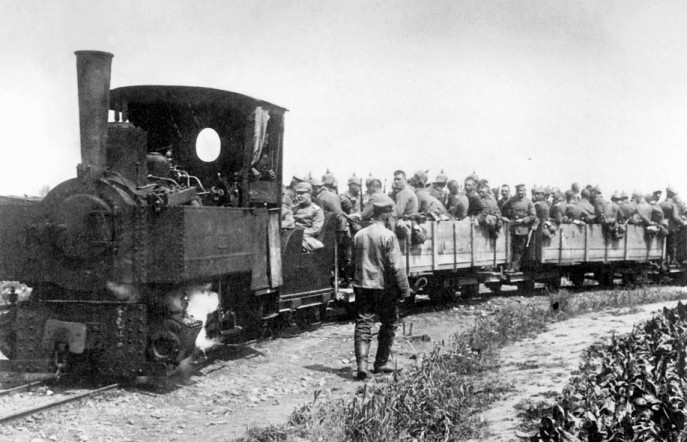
[0,383,119,425]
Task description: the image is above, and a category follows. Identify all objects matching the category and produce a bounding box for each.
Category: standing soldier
[498,184,511,211]
[352,197,410,380]
[501,184,536,271]
[340,174,363,280]
[429,170,449,206]
[476,183,502,237]
[661,186,686,265]
[464,175,483,217]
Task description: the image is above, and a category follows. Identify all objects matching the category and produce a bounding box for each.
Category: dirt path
[0,296,680,442]
[473,300,683,441]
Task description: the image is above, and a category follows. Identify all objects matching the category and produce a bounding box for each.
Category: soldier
[361,176,387,221]
[293,182,325,252]
[284,175,306,204]
[549,189,568,225]
[476,183,502,237]
[533,187,555,238]
[410,170,449,218]
[571,183,581,202]
[632,193,666,236]
[446,180,469,220]
[340,174,364,280]
[429,170,448,206]
[391,170,418,219]
[465,175,484,217]
[617,192,636,222]
[590,186,621,238]
[340,174,363,221]
[661,186,686,264]
[498,184,511,211]
[501,184,536,271]
[568,188,596,223]
[352,197,410,380]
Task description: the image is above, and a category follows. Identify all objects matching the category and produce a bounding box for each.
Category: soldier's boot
[355,341,370,381]
[510,254,521,273]
[373,334,395,374]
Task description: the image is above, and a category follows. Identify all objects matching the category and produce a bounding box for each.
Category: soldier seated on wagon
[476,183,502,238]
[293,182,325,252]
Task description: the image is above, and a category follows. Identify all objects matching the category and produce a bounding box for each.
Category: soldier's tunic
[415,187,449,216]
[501,196,536,270]
[566,199,596,222]
[592,197,617,225]
[550,201,567,225]
[466,191,483,217]
[316,188,347,232]
[477,194,501,222]
[535,201,550,222]
[392,186,418,219]
[618,201,637,223]
[446,193,469,220]
[661,197,685,263]
[340,191,362,215]
[429,185,447,207]
[362,192,395,221]
[293,202,325,237]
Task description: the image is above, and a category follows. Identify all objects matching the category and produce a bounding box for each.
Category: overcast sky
[0,0,686,197]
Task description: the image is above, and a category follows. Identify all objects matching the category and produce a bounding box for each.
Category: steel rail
[0,383,119,425]
[0,377,55,397]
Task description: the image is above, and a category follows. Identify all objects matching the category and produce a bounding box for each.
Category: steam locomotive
[0,51,336,380]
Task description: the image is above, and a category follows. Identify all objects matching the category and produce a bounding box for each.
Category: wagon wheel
[545,277,561,293]
[461,284,480,299]
[570,271,585,287]
[517,280,536,294]
[484,283,502,296]
[596,269,615,288]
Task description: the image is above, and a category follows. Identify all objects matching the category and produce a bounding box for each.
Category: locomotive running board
[0,359,53,373]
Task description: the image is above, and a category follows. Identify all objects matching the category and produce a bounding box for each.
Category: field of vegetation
[239,286,687,442]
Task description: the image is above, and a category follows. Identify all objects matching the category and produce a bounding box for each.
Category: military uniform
[446,192,469,220]
[415,187,448,216]
[466,191,483,217]
[661,191,686,264]
[393,186,419,219]
[353,200,410,379]
[293,182,325,252]
[550,200,567,225]
[501,191,535,271]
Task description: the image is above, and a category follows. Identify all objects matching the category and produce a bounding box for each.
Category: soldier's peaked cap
[515,184,526,189]
[322,169,336,186]
[348,174,362,186]
[666,186,677,194]
[292,175,305,183]
[592,185,602,194]
[413,170,428,184]
[309,176,323,187]
[295,182,313,193]
[372,196,395,214]
[435,170,448,183]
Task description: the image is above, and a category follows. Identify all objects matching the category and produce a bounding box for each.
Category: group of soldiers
[281,169,687,270]
[280,169,687,380]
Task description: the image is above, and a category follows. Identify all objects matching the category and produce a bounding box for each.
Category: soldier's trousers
[511,234,528,271]
[353,287,399,364]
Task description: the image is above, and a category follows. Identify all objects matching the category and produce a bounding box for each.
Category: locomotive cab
[0,51,338,381]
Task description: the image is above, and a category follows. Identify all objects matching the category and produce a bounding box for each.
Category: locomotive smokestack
[74,50,113,181]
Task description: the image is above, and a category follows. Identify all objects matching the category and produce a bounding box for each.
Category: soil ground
[0,292,683,442]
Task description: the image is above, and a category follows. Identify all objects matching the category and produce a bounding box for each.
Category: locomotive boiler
[0,51,336,380]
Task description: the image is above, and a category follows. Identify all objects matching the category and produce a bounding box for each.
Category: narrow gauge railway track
[0,383,119,425]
